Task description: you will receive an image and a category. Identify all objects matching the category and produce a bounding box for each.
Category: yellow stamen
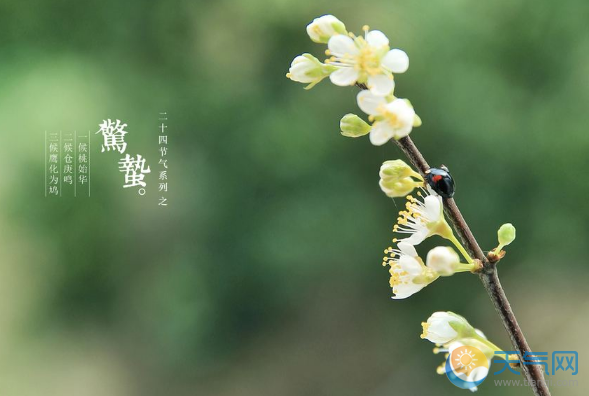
[420,322,429,339]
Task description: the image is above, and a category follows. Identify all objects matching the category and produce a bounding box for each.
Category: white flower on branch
[356,90,420,145]
[383,243,475,299]
[423,313,504,392]
[326,26,408,95]
[392,190,450,245]
[383,242,438,299]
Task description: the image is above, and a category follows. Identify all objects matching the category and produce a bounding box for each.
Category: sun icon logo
[445,346,490,390]
[454,348,478,373]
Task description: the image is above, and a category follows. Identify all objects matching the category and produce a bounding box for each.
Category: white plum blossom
[382,242,477,299]
[420,312,473,344]
[356,90,419,145]
[326,27,409,96]
[382,242,438,299]
[425,317,503,391]
[385,177,474,265]
[306,15,347,44]
[392,190,451,246]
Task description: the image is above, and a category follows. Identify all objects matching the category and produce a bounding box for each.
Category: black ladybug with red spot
[425,166,455,199]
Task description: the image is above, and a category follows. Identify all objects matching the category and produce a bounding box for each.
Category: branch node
[488,249,506,263]
[509,353,522,370]
[470,259,484,274]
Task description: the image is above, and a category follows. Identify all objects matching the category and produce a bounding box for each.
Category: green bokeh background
[0,1,587,395]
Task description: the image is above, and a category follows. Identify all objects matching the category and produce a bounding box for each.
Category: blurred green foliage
[0,1,588,395]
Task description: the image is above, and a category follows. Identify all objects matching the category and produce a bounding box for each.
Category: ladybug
[425,166,455,198]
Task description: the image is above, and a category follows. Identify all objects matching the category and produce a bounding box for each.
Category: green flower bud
[498,223,516,247]
[306,15,347,44]
[286,54,336,89]
[379,159,424,197]
[380,159,418,179]
[340,113,371,137]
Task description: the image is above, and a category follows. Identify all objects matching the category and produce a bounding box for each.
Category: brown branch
[392,136,551,396]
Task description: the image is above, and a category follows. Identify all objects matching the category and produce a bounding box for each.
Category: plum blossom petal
[367,74,395,96]
[357,90,387,115]
[328,34,359,57]
[369,122,395,146]
[366,30,389,47]
[329,67,360,86]
[382,49,409,73]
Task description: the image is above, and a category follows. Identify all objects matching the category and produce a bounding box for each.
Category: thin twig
[392,136,551,396]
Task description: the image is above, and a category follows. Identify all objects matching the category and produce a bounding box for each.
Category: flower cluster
[380,160,477,298]
[287,15,421,146]
[287,15,519,391]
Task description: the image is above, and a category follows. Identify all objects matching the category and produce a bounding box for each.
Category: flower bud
[379,159,423,198]
[421,311,475,344]
[306,15,347,44]
[426,246,460,276]
[380,159,418,179]
[286,54,336,89]
[340,113,371,137]
[497,223,516,247]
